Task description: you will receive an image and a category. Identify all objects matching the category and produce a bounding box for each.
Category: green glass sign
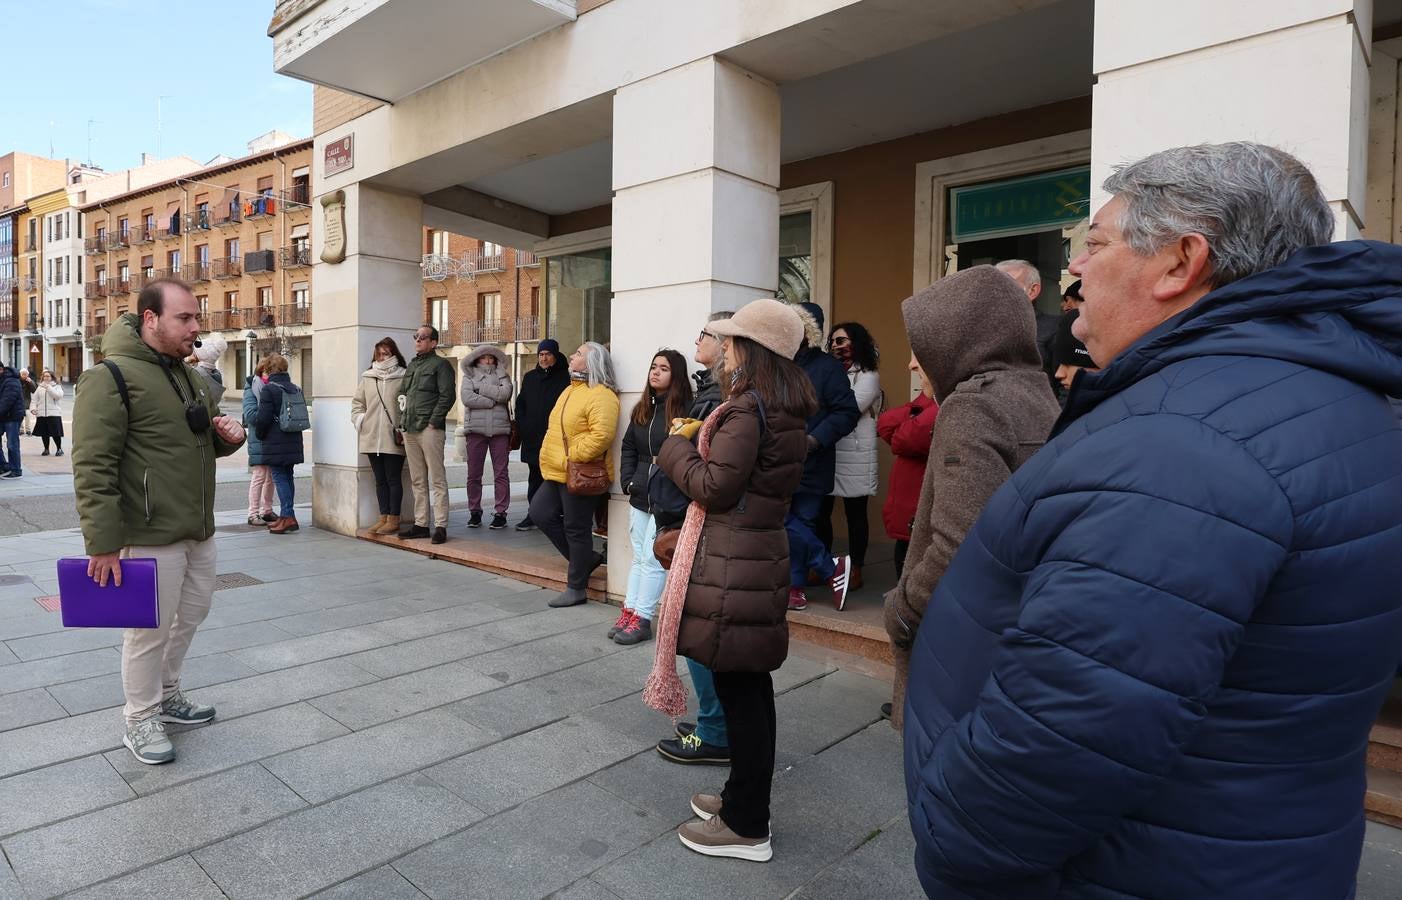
[950,166,1090,244]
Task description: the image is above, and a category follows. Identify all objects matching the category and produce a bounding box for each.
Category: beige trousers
[120,538,217,723]
[403,426,449,527]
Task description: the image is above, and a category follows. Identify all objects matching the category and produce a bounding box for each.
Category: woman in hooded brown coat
[656,298,816,863]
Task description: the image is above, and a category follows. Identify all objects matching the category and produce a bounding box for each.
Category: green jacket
[72,314,244,555]
[397,350,456,433]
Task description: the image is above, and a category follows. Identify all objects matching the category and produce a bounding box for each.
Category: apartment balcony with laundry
[186,209,212,232]
[242,194,278,219]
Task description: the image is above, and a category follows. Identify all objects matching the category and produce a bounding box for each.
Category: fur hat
[193,335,227,366]
[709,298,805,360]
[792,303,825,351]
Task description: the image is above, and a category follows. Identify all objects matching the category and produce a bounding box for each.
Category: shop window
[544,247,611,351]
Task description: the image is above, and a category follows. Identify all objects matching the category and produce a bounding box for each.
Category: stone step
[1367,766,1402,828]
[1368,698,1402,772]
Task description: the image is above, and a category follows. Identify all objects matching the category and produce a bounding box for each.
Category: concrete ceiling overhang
[272,0,577,103]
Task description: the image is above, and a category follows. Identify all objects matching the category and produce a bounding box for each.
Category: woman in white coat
[457,345,515,530]
[351,337,408,535]
[819,322,881,591]
[30,369,64,456]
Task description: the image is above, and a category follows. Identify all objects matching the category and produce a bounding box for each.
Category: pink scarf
[642,400,732,719]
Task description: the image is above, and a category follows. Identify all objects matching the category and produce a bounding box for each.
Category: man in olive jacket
[397,324,457,543]
[73,279,246,766]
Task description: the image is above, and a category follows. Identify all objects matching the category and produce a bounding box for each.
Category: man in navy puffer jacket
[904,142,1402,900]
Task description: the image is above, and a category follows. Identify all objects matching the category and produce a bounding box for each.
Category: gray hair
[1104,142,1333,288]
[579,341,618,392]
[995,259,1040,290]
[707,310,734,323]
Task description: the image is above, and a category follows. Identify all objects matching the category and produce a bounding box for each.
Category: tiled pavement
[2,521,1400,899]
[0,522,922,899]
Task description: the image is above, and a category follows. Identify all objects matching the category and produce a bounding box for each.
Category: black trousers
[529,480,598,589]
[366,452,405,516]
[817,494,871,568]
[713,670,776,839]
[894,539,909,579]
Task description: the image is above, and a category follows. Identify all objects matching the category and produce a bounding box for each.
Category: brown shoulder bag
[561,393,610,496]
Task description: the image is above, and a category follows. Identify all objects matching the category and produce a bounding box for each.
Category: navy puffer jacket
[905,240,1402,900]
[795,347,860,495]
[253,373,306,467]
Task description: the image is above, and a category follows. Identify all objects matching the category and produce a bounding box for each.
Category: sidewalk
[0,520,921,899]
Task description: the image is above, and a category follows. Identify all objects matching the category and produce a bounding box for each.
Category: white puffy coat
[831,366,881,497]
[29,381,63,418]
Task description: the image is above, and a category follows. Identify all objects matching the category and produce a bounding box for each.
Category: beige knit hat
[708,298,805,359]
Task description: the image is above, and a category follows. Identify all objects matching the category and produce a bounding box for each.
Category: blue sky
[7,1,312,171]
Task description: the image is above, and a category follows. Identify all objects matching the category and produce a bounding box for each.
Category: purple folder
[56,558,159,629]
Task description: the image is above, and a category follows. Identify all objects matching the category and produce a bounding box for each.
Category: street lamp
[245,330,257,379]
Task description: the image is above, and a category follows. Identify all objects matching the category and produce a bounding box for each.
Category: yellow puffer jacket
[539,381,620,484]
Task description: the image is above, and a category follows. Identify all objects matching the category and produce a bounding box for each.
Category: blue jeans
[625,507,666,621]
[2,420,19,474]
[786,491,833,587]
[687,657,728,748]
[269,464,296,517]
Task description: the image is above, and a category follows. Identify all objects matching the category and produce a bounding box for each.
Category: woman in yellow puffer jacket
[531,341,620,608]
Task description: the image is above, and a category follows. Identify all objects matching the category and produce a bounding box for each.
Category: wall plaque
[320,190,346,264]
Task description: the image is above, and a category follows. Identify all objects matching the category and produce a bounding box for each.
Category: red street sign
[325,135,354,177]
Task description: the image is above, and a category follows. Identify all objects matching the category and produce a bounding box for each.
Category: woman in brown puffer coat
[656,298,816,863]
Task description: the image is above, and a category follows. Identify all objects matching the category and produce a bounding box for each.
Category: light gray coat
[831,366,881,497]
[458,346,513,437]
[351,364,407,455]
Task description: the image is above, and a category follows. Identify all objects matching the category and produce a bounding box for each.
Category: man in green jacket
[397,324,456,543]
[73,278,246,765]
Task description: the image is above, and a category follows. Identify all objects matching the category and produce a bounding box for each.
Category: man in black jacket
[0,366,23,477]
[787,302,860,611]
[513,339,570,530]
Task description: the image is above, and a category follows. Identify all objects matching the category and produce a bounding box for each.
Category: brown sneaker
[677,814,772,862]
[690,793,721,820]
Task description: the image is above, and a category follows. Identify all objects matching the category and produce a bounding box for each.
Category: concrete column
[309,182,423,535]
[1092,0,1373,238]
[608,56,781,595]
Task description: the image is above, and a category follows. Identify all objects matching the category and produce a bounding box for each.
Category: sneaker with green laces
[123,717,175,765]
[158,689,216,725]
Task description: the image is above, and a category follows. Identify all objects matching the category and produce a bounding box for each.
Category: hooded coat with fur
[458,345,513,437]
[885,266,1060,727]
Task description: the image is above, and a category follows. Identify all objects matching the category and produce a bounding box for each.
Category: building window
[62,256,69,285]
[119,263,129,287]
[118,217,129,239]
[257,286,272,309]
[64,212,69,239]
[96,266,105,288]
[2,173,8,188]
[256,231,273,251]
[225,291,238,310]
[226,237,240,259]
[292,282,309,308]
[529,286,540,316]
[196,295,208,316]
[430,298,448,336]
[168,250,180,271]
[428,230,448,257]
[479,291,501,322]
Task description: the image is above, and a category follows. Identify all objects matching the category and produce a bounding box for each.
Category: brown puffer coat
[657,392,808,673]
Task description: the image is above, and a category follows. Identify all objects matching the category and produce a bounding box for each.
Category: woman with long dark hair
[351,337,408,534]
[614,349,692,646]
[646,298,816,862]
[820,321,881,593]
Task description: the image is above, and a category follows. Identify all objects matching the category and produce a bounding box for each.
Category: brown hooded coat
[885,265,1060,726]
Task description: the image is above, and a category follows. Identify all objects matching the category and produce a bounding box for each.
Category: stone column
[309,182,423,535]
[608,56,781,596]
[1092,0,1372,238]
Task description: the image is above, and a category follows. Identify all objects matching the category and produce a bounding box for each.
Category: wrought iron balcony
[461,319,506,344]
[158,224,181,240]
[215,205,242,228]
[285,183,311,206]
[211,257,242,280]
[242,306,278,328]
[516,250,539,267]
[132,224,157,244]
[208,308,244,331]
[134,270,156,290]
[279,246,312,268]
[111,277,132,295]
[109,229,130,250]
[25,314,41,332]
[84,281,105,300]
[185,210,212,232]
[275,303,313,326]
[467,247,505,273]
[152,267,179,281]
[84,236,105,255]
[184,263,211,283]
[515,315,541,342]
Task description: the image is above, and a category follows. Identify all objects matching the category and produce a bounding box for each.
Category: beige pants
[120,538,217,723]
[403,426,449,528]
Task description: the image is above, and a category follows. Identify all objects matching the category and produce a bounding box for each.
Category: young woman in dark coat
[656,298,816,863]
[253,352,306,535]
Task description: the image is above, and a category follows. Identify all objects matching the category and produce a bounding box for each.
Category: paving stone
[394,781,668,899]
[343,622,512,678]
[474,603,615,647]
[588,735,724,824]
[426,715,649,815]
[772,652,839,695]
[776,669,888,756]
[184,657,380,721]
[0,642,17,665]
[0,610,64,643]
[0,687,67,732]
[460,621,634,685]
[448,650,654,738]
[4,626,124,661]
[0,707,119,778]
[780,723,909,853]
[1360,821,1402,900]
[309,866,428,899]
[0,755,135,838]
[103,702,350,795]
[46,651,260,716]
[792,814,924,899]
[185,620,298,657]
[270,597,433,637]
[0,647,121,695]
[263,708,493,803]
[308,661,500,730]
[370,601,518,641]
[1,764,306,897]
[552,878,626,899]
[65,855,229,900]
[228,624,398,673]
[578,686,693,750]
[194,775,483,900]
[0,854,20,900]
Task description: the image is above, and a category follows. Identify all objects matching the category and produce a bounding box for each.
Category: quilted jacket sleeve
[911,413,1293,883]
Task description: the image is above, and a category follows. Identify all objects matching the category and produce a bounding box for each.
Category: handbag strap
[373,379,396,432]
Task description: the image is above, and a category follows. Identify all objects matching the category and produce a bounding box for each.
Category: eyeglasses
[830,336,851,347]
[413,333,433,341]
[698,330,717,341]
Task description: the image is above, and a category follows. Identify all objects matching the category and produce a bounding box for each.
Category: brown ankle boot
[373,515,400,535]
[270,516,299,534]
[367,515,387,534]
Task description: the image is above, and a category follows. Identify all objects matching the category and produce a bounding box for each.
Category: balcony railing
[242,195,277,219]
[279,246,312,268]
[285,183,310,206]
[467,248,505,273]
[20,277,38,292]
[152,267,179,281]
[24,237,36,252]
[25,314,41,333]
[158,223,181,240]
[184,263,211,283]
[208,308,244,331]
[275,304,313,326]
[111,277,132,295]
[515,315,541,342]
[84,282,105,300]
[215,205,242,228]
[84,236,105,255]
[109,229,130,250]
[242,306,277,328]
[460,315,541,345]
[133,224,157,244]
[211,257,242,280]
[516,250,539,268]
[85,323,105,342]
[185,210,212,232]
[134,270,156,290]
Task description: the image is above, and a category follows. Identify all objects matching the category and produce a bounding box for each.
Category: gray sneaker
[158,689,216,725]
[123,718,175,765]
